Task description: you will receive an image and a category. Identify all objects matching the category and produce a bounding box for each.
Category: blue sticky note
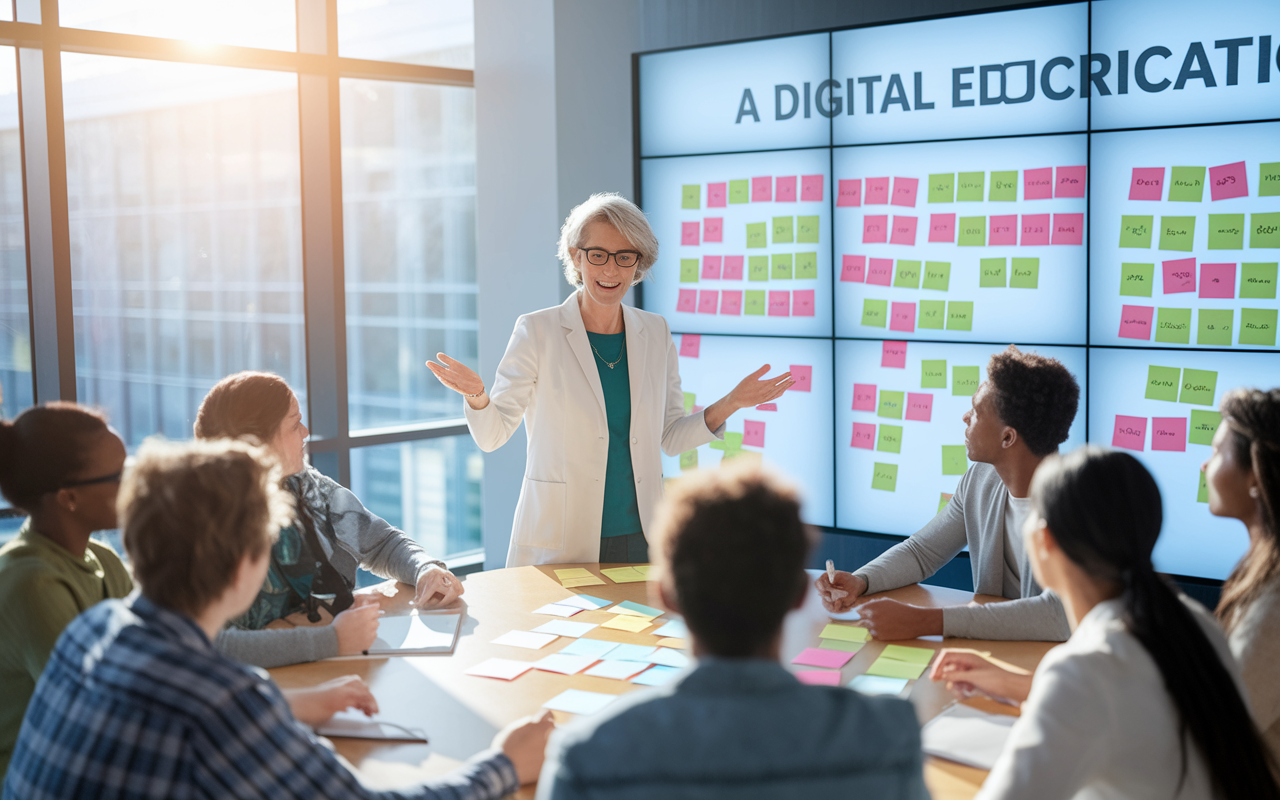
[631,665,682,686]
[558,638,620,659]
[608,644,659,663]
[616,600,664,618]
[848,674,909,696]
[653,618,688,639]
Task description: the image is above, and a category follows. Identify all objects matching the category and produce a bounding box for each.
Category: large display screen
[638,0,1280,580]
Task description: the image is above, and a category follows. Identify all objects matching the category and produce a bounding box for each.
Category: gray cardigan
[854,462,1071,641]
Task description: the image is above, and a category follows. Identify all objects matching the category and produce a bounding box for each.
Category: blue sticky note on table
[848,675,909,696]
[654,618,688,639]
[615,600,663,618]
[631,665,682,686]
[542,689,616,715]
[608,644,659,663]
[558,638,620,659]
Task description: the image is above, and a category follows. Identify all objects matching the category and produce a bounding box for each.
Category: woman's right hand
[426,353,488,409]
[929,648,1033,705]
[815,570,866,613]
[332,596,383,656]
[492,710,556,784]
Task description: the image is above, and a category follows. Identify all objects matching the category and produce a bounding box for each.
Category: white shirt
[1002,495,1032,592]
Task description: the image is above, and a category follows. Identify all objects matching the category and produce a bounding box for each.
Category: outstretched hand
[426,353,487,408]
[729,364,794,409]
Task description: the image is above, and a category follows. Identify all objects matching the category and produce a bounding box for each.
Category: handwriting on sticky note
[1160,216,1196,251]
[957,216,986,247]
[701,255,722,280]
[890,216,918,246]
[919,299,945,329]
[941,444,967,476]
[878,389,904,419]
[863,214,888,244]
[1208,214,1245,250]
[1129,167,1165,201]
[1055,165,1086,198]
[929,213,956,243]
[1169,166,1206,202]
[989,215,1017,246]
[768,290,790,317]
[865,177,889,205]
[681,221,699,246]
[867,257,894,286]
[1151,417,1187,452]
[952,365,979,396]
[946,301,974,332]
[748,256,768,281]
[1155,307,1193,344]
[921,359,946,389]
[797,216,820,245]
[771,253,792,281]
[1240,308,1278,346]
[772,215,794,244]
[744,290,765,316]
[746,222,767,249]
[1112,415,1147,451]
[853,383,877,412]
[1023,167,1052,200]
[680,258,699,283]
[801,174,824,202]
[793,288,815,316]
[789,364,812,392]
[877,424,903,454]
[980,258,1007,288]
[957,172,984,202]
[890,302,916,332]
[923,261,950,291]
[679,334,700,358]
[751,176,772,202]
[1120,263,1154,297]
[851,422,876,449]
[837,178,862,207]
[1179,368,1218,406]
[1052,213,1084,246]
[703,217,723,243]
[894,259,920,289]
[1209,161,1248,201]
[861,298,887,327]
[729,179,749,204]
[1145,365,1180,402]
[841,254,866,282]
[905,392,933,422]
[775,175,797,202]
[1010,258,1039,289]
[721,289,742,315]
[872,462,898,492]
[990,171,1017,202]
[929,173,954,203]
[722,255,744,280]
[1162,258,1196,294]
[697,290,718,314]
[881,340,907,368]
[1188,409,1223,445]
[742,420,765,448]
[1241,263,1278,299]
[676,288,697,314]
[1199,263,1236,299]
[1118,305,1154,340]
[892,176,919,208]
[1253,213,1280,248]
[681,184,700,209]
[1120,215,1153,249]
[707,182,726,208]
[1021,214,1050,246]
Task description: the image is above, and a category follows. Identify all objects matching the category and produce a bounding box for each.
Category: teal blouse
[586,331,643,538]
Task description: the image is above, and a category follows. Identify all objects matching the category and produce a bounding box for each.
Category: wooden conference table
[269,564,1057,800]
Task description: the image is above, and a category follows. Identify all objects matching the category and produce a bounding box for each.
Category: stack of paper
[865,644,936,680]
[921,704,1017,769]
[554,568,605,588]
[600,565,650,583]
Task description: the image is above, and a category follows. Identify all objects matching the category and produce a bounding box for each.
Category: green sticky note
[942,444,968,475]
[928,173,954,203]
[923,261,951,292]
[989,170,1018,201]
[1159,217,1196,252]
[1261,162,1280,197]
[878,390,904,420]
[1145,365,1181,402]
[871,462,899,492]
[894,260,922,289]
[1252,212,1280,249]
[729,179,749,204]
[681,184,700,209]
[866,658,927,680]
[724,432,743,450]
[797,215,820,244]
[1119,215,1154,248]
[946,301,974,331]
[979,258,1007,288]
[862,298,887,328]
[938,493,952,513]
[1120,263,1155,297]
[771,252,793,280]
[821,624,869,643]
[709,438,725,451]
[880,644,936,665]
[918,300,945,329]
[746,222,767,249]
[744,290,765,315]
[749,255,769,281]
[1189,409,1223,446]
[957,171,985,201]
[958,217,986,247]
[1208,214,1245,250]
[1010,258,1039,289]
[820,639,865,653]
[679,449,697,469]
[680,259,699,282]
[952,365,979,396]
[1198,469,1209,503]
[1197,308,1234,346]
[772,216,794,244]
[877,424,903,454]
[1241,263,1278,299]
[921,359,947,389]
[795,252,818,280]
[1240,307,1279,346]
[1155,307,1192,343]
[683,391,696,413]
[1179,368,1218,406]
[1168,166,1205,202]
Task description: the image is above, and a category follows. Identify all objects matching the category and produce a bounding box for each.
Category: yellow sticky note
[601,615,652,632]
[600,567,647,584]
[632,565,652,577]
[820,624,869,643]
[879,644,935,664]
[561,576,605,588]
[657,637,688,650]
[865,658,927,680]
[554,568,593,579]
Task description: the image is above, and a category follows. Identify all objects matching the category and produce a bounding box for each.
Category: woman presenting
[428,193,792,566]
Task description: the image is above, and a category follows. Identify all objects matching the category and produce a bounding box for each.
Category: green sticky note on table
[1159,217,1195,252]
[989,170,1017,201]
[681,184,700,209]
[957,172,985,202]
[1010,258,1039,289]
[866,657,927,680]
[958,217,986,247]
[880,644,935,664]
[862,298,887,327]
[821,623,869,643]
[1241,263,1278,299]
[797,215,820,244]
[749,255,769,281]
[1145,365,1181,402]
[942,444,968,475]
[1189,409,1223,446]
[771,253,793,279]
[919,300,945,329]
[1208,214,1245,250]
[1179,368,1218,406]
[729,179,749,204]
[923,261,951,291]
[946,301,974,331]
[746,222,767,248]
[1198,470,1209,503]
[1240,308,1279,346]
[1197,309,1234,346]
[878,390,904,420]
[876,424,903,454]
[929,173,954,203]
[1261,162,1280,197]
[680,259,699,282]
[683,391,696,413]
[744,290,766,315]
[795,252,818,280]
[1119,215,1153,248]
[1120,263,1155,297]
[979,258,1007,288]
[894,260,922,289]
[952,365,979,396]
[1155,307,1192,343]
[871,463,898,492]
[772,216,794,244]
[679,450,697,469]
[1168,166,1205,202]
[1252,213,1280,249]
[921,359,947,389]
[821,639,865,653]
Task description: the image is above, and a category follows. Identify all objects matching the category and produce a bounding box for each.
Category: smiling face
[961,382,1009,464]
[1202,421,1260,526]
[573,220,639,313]
[268,393,309,476]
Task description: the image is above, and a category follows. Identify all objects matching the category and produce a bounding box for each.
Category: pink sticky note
[679,333,700,357]
[865,177,889,205]
[890,216,918,246]
[1055,165,1087,198]
[697,290,718,314]
[1199,263,1236,299]
[720,289,743,315]
[867,258,894,286]
[929,213,956,243]
[1117,305,1154,340]
[890,302,916,332]
[836,179,862,207]
[768,291,790,316]
[707,182,727,208]
[863,214,888,244]
[989,214,1018,246]
[881,340,907,368]
[752,176,773,202]
[1024,167,1053,200]
[1152,417,1188,452]
[906,392,933,422]
[755,403,777,411]
[851,422,876,449]
[841,254,866,282]
[681,221,699,246]
[723,255,744,280]
[788,365,812,392]
[701,255,722,280]
[1051,213,1084,245]
[1209,161,1248,201]
[1020,214,1050,246]
[791,647,855,669]
[703,217,723,243]
[891,177,919,208]
[801,174,824,202]
[1112,414,1147,451]
[1162,258,1197,294]
[796,670,842,686]
[676,289,697,313]
[743,420,765,448]
[852,383,877,411]
[775,176,797,202]
[1129,167,1165,201]
[793,289,816,317]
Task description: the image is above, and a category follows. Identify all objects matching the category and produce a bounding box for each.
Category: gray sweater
[854,462,1071,641]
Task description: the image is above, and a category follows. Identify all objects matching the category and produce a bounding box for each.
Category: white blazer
[465,292,723,567]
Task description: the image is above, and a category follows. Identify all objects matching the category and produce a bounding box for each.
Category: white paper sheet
[921,703,1018,770]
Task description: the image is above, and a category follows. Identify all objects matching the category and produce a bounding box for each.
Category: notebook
[359,610,464,656]
[920,703,1018,770]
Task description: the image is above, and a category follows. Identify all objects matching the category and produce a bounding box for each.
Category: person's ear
[1001,426,1019,450]
[53,487,79,514]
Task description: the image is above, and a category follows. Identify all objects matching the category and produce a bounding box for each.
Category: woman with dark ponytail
[931,446,1278,800]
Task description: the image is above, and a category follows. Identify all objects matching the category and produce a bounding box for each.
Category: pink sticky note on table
[837,179,862,207]
[906,392,934,422]
[1152,417,1188,452]
[756,403,777,411]
[676,289,697,313]
[1129,167,1165,201]
[791,647,855,669]
[679,333,700,357]
[890,216,918,246]
[1209,161,1248,201]
[865,177,889,205]
[723,255,744,280]
[929,213,956,243]
[681,221,699,246]
[796,670,842,686]
[697,290,718,314]
[1024,167,1053,200]
[707,182,727,208]
[1021,214,1050,246]
[801,174,824,202]
[881,340,907,368]
[1055,165,1087,198]
[890,302,916,332]
[720,289,743,315]
[863,215,888,244]
[1199,263,1236,299]
[703,217,723,243]
[701,255,722,280]
[793,289,816,317]
[752,176,773,202]
[851,422,876,449]
[852,384,877,411]
[841,254,866,282]
[768,291,790,316]
[788,365,812,392]
[1118,305,1154,340]
[743,420,765,448]
[1112,415,1147,451]
[891,177,919,207]
[867,258,894,286]
[989,214,1018,246]
[775,176,797,202]
[1051,213,1084,245]
[1162,258,1197,294]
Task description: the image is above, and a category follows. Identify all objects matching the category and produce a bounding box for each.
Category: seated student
[819,345,1077,641]
[195,371,465,668]
[3,438,553,799]
[537,462,928,800]
[931,447,1279,800]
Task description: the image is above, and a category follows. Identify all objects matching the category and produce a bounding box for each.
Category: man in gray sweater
[818,346,1078,642]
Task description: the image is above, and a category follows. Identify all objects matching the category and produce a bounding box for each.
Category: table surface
[269,564,1057,799]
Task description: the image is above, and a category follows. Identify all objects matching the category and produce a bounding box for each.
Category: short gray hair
[558,193,659,287]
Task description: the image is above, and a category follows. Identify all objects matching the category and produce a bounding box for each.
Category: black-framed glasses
[61,471,123,489]
[580,247,641,268]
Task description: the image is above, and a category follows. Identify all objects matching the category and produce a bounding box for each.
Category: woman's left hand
[413,565,464,608]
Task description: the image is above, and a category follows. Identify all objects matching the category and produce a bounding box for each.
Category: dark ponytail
[1032,446,1279,800]
[0,402,111,512]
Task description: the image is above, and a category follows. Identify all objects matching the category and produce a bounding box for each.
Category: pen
[825,559,836,590]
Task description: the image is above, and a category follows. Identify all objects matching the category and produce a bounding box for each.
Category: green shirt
[0,520,133,776]
[587,331,643,539]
